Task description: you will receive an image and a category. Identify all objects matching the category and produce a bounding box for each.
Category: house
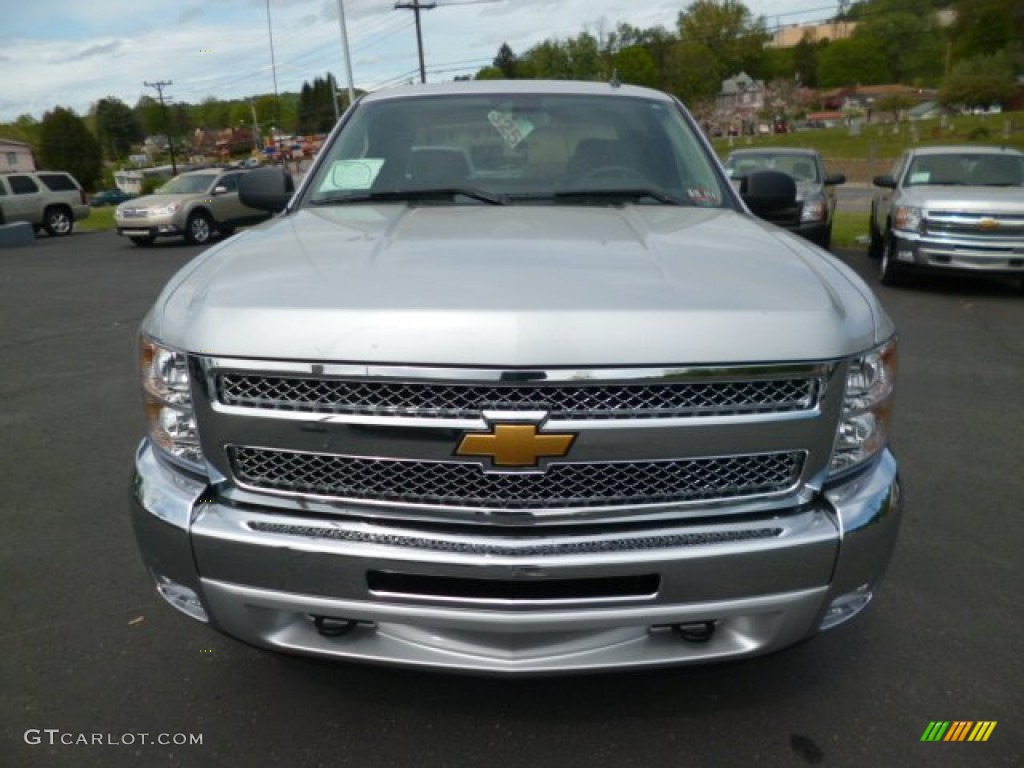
[0,139,36,172]
[716,72,766,135]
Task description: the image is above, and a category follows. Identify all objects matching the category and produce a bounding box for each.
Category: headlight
[800,196,827,223]
[893,205,922,232]
[829,337,897,477]
[151,202,179,216]
[140,336,204,472]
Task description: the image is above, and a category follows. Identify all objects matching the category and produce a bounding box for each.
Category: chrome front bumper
[891,230,1024,274]
[131,441,902,674]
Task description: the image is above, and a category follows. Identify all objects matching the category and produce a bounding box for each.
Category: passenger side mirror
[825,173,846,186]
[740,170,796,216]
[872,174,897,189]
[239,168,295,213]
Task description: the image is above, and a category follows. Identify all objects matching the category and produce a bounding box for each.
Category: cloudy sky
[0,0,827,122]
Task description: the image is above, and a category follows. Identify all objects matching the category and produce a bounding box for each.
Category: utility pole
[265,0,280,125]
[335,0,357,114]
[144,80,177,175]
[395,0,436,84]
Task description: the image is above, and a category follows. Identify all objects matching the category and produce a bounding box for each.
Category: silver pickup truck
[869,145,1024,285]
[132,81,901,674]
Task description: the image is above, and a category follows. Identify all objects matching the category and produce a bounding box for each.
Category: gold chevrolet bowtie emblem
[456,423,576,467]
[977,217,999,231]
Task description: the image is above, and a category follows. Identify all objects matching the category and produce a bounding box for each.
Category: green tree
[676,0,769,79]
[196,96,231,129]
[523,40,572,79]
[816,37,890,87]
[613,46,659,88]
[133,95,164,137]
[663,40,723,103]
[851,0,945,84]
[493,43,519,78]
[38,107,102,189]
[0,114,41,146]
[949,0,1023,60]
[792,34,822,87]
[940,51,1017,109]
[94,97,143,160]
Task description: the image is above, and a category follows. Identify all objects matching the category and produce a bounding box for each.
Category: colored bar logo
[921,721,997,742]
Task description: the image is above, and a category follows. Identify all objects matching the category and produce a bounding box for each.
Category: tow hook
[672,621,716,643]
[313,616,359,637]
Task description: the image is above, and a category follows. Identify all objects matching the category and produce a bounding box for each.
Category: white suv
[0,171,91,235]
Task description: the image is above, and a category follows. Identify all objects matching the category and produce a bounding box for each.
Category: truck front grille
[216,374,818,419]
[925,211,1024,242]
[227,446,805,510]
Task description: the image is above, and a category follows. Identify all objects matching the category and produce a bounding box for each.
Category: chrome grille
[228,446,805,510]
[926,211,1024,242]
[216,374,818,419]
[119,208,148,218]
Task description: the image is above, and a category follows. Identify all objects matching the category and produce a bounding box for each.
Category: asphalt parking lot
[2,230,1021,767]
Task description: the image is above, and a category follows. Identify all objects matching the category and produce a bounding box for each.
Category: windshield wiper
[312,188,506,206]
[552,188,690,205]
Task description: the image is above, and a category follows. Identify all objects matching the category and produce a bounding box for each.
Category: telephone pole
[395,0,436,83]
[144,80,178,175]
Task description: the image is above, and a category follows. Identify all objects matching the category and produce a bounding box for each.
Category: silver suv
[0,171,91,235]
[114,167,270,246]
[132,81,901,674]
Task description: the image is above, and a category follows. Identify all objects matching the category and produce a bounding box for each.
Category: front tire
[185,211,214,245]
[43,206,73,236]
[879,233,905,286]
[868,208,883,259]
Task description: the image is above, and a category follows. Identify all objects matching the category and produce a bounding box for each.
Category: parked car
[90,188,134,207]
[869,145,1024,286]
[114,167,271,246]
[723,148,846,248]
[0,170,90,235]
[132,80,901,674]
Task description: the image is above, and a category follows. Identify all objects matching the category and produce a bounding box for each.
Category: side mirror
[740,170,796,216]
[872,174,897,189]
[239,167,295,213]
[212,185,228,196]
[825,173,846,186]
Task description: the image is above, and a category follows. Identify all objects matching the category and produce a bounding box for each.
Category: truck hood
[146,204,886,366]
[897,185,1024,212]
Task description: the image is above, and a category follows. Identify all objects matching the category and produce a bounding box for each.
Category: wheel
[129,235,156,246]
[43,206,73,236]
[184,211,214,245]
[867,207,883,259]
[879,233,905,286]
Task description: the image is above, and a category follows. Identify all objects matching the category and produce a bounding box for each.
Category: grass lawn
[77,206,115,232]
[831,210,869,251]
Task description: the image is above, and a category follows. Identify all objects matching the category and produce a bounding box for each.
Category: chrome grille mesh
[926,212,1024,241]
[217,374,817,419]
[228,446,805,510]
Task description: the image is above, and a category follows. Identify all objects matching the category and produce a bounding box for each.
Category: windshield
[304,92,728,207]
[157,175,214,195]
[724,153,820,183]
[904,154,1024,187]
